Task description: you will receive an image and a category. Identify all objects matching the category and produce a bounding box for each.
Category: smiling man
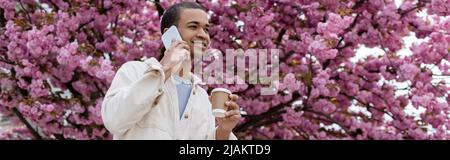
[101,2,241,140]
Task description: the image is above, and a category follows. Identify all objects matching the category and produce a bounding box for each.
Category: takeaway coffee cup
[210,88,232,117]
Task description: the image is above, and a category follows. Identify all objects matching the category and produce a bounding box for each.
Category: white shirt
[173,75,192,120]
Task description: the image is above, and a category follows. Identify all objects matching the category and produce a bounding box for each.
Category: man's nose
[196,29,208,40]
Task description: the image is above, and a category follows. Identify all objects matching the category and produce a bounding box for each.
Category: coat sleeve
[101,58,165,135]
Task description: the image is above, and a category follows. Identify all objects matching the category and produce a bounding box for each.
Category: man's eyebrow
[186,21,210,27]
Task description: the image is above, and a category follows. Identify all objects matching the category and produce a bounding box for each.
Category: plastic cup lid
[211,88,232,94]
[212,109,226,117]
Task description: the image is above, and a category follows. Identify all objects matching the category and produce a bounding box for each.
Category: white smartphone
[161,25,183,49]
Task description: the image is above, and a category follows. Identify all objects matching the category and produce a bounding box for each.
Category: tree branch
[0,56,16,66]
[235,92,300,132]
[275,28,287,46]
[11,107,43,140]
[76,18,95,32]
[150,0,165,17]
[303,108,352,135]
[399,0,429,18]
[322,13,361,70]
[0,8,6,27]
[18,0,32,23]
[47,0,60,12]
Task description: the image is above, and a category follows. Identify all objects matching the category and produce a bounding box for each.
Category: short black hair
[160,2,206,33]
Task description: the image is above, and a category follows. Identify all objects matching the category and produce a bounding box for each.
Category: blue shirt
[173,75,192,119]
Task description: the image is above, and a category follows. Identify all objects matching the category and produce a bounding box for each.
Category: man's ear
[163,28,168,34]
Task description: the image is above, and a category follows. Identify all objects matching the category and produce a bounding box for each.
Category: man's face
[176,8,210,54]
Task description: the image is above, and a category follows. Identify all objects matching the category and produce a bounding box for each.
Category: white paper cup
[210,88,232,117]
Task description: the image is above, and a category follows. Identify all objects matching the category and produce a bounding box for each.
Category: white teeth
[192,41,206,48]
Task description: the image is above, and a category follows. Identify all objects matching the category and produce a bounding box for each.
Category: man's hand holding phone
[160,26,191,82]
[160,39,190,82]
